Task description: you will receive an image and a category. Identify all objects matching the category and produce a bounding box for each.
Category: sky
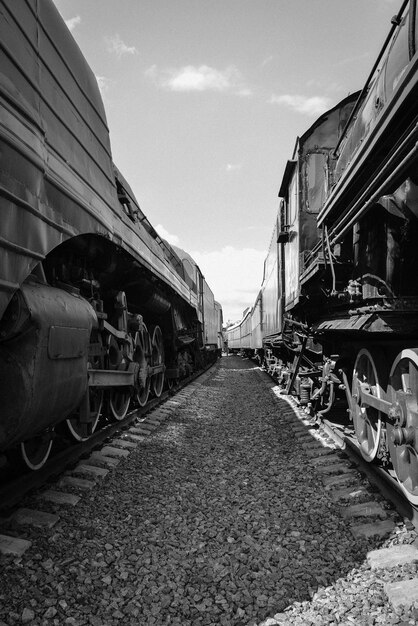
[53,0,400,323]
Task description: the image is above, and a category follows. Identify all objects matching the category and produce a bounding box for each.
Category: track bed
[0,355,417,626]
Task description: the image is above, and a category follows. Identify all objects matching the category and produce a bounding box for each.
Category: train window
[288,174,298,226]
[384,12,410,99]
[304,152,327,214]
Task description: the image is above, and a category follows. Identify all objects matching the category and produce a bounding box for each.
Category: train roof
[278,93,361,200]
[298,92,360,148]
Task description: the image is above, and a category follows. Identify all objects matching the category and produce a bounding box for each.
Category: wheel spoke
[134,325,151,407]
[150,325,165,397]
[108,389,131,421]
[65,389,103,441]
[352,349,384,462]
[388,348,418,505]
[66,331,104,440]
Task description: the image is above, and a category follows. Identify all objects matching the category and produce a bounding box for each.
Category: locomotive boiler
[226,0,418,505]
[0,0,222,470]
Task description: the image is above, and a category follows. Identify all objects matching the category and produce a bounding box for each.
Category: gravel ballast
[1,355,417,625]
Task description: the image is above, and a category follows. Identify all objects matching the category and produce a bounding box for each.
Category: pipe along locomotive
[226,0,418,506]
[0,0,223,471]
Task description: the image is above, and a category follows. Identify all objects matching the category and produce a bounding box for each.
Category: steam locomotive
[0,0,223,470]
[226,0,418,505]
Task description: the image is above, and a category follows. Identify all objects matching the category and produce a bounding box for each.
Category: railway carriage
[250,292,262,361]
[232,0,418,505]
[240,308,252,355]
[225,321,241,353]
[214,301,224,355]
[0,0,222,470]
[225,307,252,354]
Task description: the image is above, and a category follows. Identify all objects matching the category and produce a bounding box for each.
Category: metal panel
[240,309,252,350]
[284,169,299,310]
[251,296,262,350]
[261,220,281,337]
[0,0,198,322]
[48,326,89,360]
[315,314,373,332]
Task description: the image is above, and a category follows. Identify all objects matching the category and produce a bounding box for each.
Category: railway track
[320,417,418,531]
[259,371,418,618]
[253,362,418,532]
[0,362,216,515]
[1,354,417,624]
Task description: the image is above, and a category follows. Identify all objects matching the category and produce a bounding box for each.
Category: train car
[247,93,357,380]
[250,292,263,362]
[240,308,253,355]
[256,0,418,505]
[309,0,418,505]
[0,0,221,470]
[225,321,241,353]
[171,245,223,362]
[224,308,252,354]
[229,0,418,505]
[214,301,224,355]
[260,220,281,349]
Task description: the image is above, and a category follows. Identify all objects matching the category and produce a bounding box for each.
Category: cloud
[236,87,252,98]
[168,65,235,92]
[106,34,137,57]
[268,94,333,116]
[150,228,264,323]
[65,16,81,32]
[95,75,112,95]
[146,64,251,96]
[155,224,180,246]
[190,246,266,323]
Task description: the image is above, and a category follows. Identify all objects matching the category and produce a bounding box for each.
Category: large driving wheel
[387,349,418,505]
[106,334,131,421]
[65,332,104,441]
[134,325,151,406]
[108,384,131,421]
[66,387,102,441]
[352,349,384,462]
[150,325,165,397]
[19,432,53,471]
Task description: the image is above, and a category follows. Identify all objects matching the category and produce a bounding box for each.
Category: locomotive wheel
[65,334,104,441]
[108,388,131,421]
[134,325,151,407]
[106,334,131,421]
[352,349,384,462]
[387,349,418,505]
[20,433,53,471]
[65,387,102,441]
[150,325,165,397]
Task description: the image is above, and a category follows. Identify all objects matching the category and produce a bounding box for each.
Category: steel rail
[0,361,218,512]
[321,417,418,530]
